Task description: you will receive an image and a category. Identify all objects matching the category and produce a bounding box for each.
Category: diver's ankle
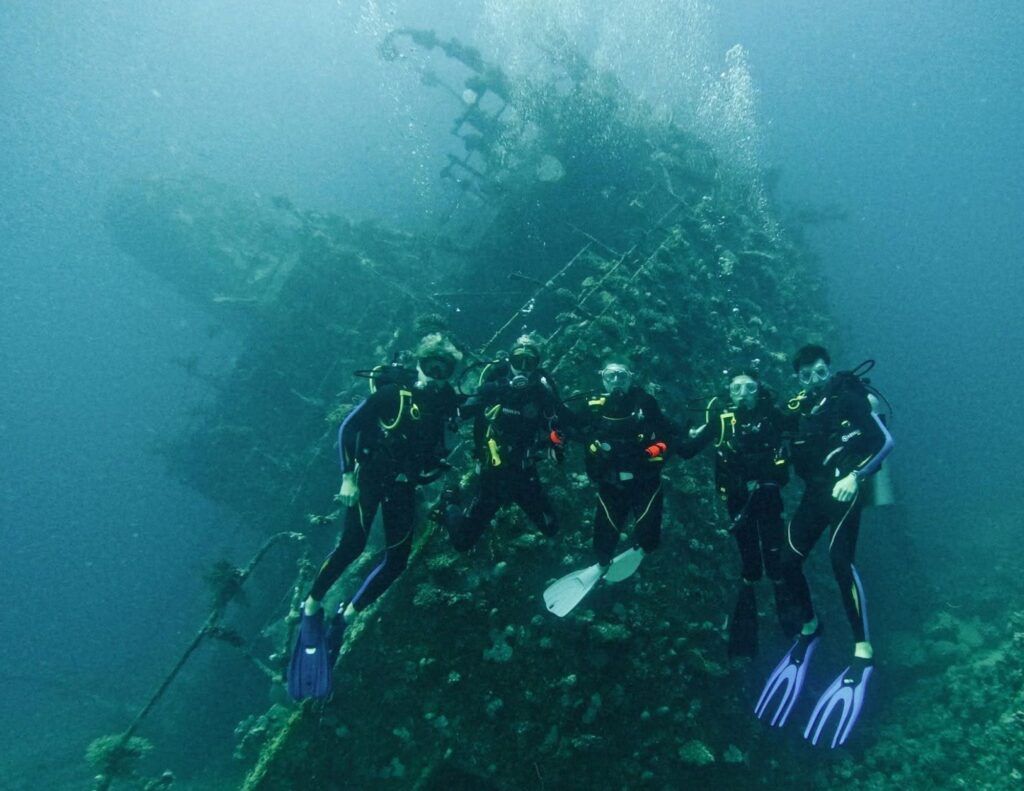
[855,641,873,660]
[800,617,819,636]
[342,602,356,620]
[303,597,321,617]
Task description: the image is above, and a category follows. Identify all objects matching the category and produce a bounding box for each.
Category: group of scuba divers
[287,331,894,750]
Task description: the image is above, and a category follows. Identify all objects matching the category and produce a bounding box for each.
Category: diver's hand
[547,430,566,464]
[832,472,859,502]
[336,473,359,507]
[643,441,667,459]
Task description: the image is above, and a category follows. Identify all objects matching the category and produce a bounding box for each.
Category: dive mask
[419,355,455,381]
[797,362,830,387]
[601,364,633,394]
[509,348,539,374]
[729,379,758,398]
[729,376,758,409]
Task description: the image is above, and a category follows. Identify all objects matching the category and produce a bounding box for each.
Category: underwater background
[1,1,1021,789]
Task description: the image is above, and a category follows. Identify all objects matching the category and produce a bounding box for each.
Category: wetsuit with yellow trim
[681,388,792,652]
[685,390,789,587]
[309,381,459,611]
[780,374,893,643]
[446,362,568,551]
[574,385,677,566]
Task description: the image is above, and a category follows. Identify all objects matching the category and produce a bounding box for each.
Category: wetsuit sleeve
[643,393,682,453]
[839,389,894,479]
[539,374,573,433]
[459,382,501,419]
[779,405,801,435]
[447,386,463,420]
[675,419,713,459]
[419,386,461,480]
[337,386,398,473]
[452,390,470,417]
[673,396,721,459]
[560,398,591,443]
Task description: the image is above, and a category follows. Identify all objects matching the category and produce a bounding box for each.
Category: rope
[479,241,592,355]
[94,532,305,791]
[550,213,683,376]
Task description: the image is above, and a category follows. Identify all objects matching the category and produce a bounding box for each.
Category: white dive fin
[603,547,644,583]
[543,563,605,617]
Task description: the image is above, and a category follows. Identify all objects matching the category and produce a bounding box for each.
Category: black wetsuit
[781,375,893,642]
[309,380,459,611]
[446,364,567,551]
[574,387,677,566]
[685,392,790,586]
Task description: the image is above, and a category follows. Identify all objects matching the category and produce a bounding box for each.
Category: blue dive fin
[287,610,332,700]
[754,630,820,727]
[804,658,873,748]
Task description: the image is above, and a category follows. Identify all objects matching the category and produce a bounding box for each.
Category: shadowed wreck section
[103,29,859,791]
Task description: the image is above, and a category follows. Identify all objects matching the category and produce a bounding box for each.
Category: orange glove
[644,441,667,459]
[548,430,566,463]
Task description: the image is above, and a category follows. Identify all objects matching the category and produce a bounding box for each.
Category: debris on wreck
[103,29,839,790]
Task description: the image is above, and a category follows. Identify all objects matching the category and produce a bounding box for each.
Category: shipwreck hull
[106,31,842,790]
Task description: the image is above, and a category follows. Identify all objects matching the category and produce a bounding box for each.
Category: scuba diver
[543,359,678,617]
[287,334,462,700]
[683,368,791,658]
[441,334,567,551]
[754,345,894,748]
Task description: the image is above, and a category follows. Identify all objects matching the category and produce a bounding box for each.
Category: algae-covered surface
[11,5,1019,791]
[101,28,843,789]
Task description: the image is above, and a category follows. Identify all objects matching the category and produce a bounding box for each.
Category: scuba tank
[864,392,896,507]
[837,363,895,508]
[355,362,419,393]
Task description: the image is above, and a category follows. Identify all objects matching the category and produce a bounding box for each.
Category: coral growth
[86,734,153,785]
[109,26,846,791]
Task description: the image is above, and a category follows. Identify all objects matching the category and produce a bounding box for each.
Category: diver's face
[797,358,831,391]
[417,355,454,388]
[729,375,758,410]
[509,349,539,389]
[601,364,633,395]
[509,349,539,375]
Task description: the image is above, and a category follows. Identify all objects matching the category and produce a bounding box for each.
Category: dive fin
[325,610,348,667]
[754,629,821,727]
[603,547,644,583]
[287,610,332,700]
[728,585,758,658]
[543,563,605,617]
[804,658,874,748]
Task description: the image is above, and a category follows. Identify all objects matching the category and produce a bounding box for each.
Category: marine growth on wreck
[95,27,980,791]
